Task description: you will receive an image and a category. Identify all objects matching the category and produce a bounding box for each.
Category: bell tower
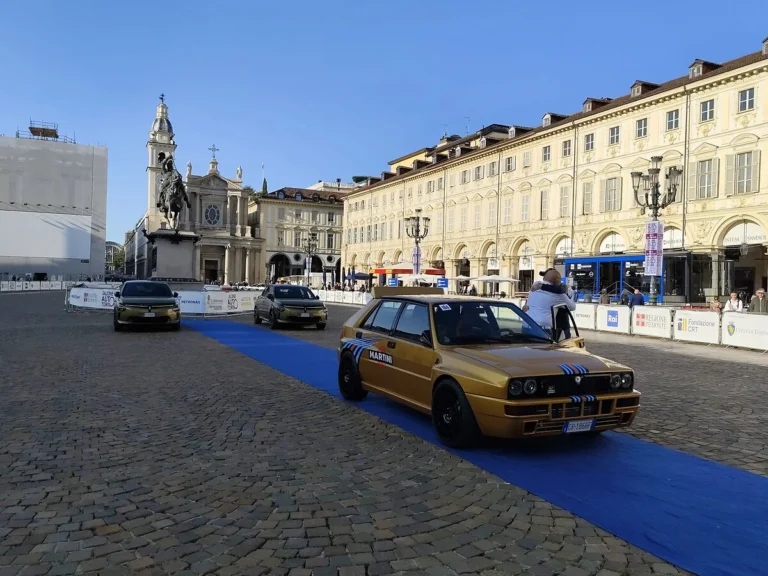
[147,94,177,218]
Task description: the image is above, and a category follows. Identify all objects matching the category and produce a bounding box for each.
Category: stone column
[224,244,231,284]
[245,248,251,284]
[194,243,202,280]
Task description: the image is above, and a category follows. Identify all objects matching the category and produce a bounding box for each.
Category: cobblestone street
[0,292,730,575]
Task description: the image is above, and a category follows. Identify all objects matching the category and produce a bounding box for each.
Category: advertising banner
[204,291,229,314]
[596,305,631,334]
[22,281,30,290]
[40,281,50,290]
[573,304,597,331]
[721,312,768,351]
[644,220,664,276]
[631,307,672,338]
[50,281,62,290]
[29,281,40,291]
[14,281,22,291]
[673,310,720,344]
[68,287,116,310]
[178,291,205,314]
[236,291,255,311]
[0,282,7,291]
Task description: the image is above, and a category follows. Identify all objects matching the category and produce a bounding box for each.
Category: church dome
[151,102,174,137]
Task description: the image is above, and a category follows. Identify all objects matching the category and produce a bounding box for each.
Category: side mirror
[419,330,433,348]
[114,291,120,298]
[173,292,179,298]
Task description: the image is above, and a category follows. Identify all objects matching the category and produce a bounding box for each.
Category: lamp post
[303,233,318,287]
[630,156,683,305]
[405,209,430,275]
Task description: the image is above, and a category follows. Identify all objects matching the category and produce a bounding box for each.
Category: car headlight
[524,379,537,395]
[621,373,632,389]
[610,374,622,389]
[508,379,523,396]
[274,303,285,311]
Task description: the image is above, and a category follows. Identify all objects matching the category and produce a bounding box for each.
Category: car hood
[451,344,628,376]
[275,298,325,308]
[121,296,177,306]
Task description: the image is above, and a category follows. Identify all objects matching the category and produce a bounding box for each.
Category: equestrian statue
[156,154,191,230]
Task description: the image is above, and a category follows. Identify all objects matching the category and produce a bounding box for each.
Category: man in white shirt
[524,268,577,336]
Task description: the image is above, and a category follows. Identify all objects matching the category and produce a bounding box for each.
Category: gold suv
[113,281,180,331]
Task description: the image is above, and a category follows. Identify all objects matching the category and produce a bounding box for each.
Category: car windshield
[121,282,173,298]
[273,285,314,299]
[431,301,552,345]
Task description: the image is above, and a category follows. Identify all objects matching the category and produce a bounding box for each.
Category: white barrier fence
[1,280,74,292]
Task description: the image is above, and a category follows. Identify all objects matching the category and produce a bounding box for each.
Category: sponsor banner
[50,281,62,290]
[178,291,205,314]
[14,281,22,291]
[68,287,116,310]
[22,281,30,290]
[574,304,597,331]
[236,291,255,310]
[0,282,7,291]
[721,312,768,351]
[205,291,230,314]
[63,281,75,289]
[673,310,720,344]
[353,292,364,305]
[596,305,631,334]
[40,281,50,290]
[632,307,672,338]
[29,281,40,291]
[342,292,354,304]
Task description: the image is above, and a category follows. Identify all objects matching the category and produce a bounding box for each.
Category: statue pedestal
[144,228,201,287]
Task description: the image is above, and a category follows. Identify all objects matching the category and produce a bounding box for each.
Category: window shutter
[751,150,761,194]
[616,177,623,211]
[687,161,698,201]
[599,180,606,212]
[725,154,735,196]
[712,158,720,198]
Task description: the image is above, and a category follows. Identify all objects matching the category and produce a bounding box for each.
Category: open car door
[550,303,586,349]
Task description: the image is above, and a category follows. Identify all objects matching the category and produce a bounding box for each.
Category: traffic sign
[436,277,448,288]
[387,278,398,287]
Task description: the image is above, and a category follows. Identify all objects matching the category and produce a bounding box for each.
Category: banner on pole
[644,221,664,277]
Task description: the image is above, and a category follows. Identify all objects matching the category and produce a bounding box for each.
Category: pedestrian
[749,288,768,314]
[710,297,722,312]
[629,289,645,307]
[599,288,610,305]
[723,292,743,312]
[524,268,576,340]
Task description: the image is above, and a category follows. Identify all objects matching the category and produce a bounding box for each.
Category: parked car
[254,284,327,330]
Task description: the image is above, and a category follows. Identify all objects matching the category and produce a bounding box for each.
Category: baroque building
[125,99,262,283]
[341,37,768,303]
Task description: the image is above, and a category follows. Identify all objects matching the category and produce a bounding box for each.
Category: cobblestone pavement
[0,293,689,575]
[231,303,768,479]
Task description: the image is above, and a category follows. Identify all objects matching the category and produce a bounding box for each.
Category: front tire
[113,313,123,332]
[338,353,367,401]
[171,323,181,332]
[254,310,262,324]
[432,379,480,449]
[316,323,326,330]
[269,310,279,330]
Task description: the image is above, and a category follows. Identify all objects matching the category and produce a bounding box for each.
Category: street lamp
[630,156,683,305]
[303,233,318,287]
[405,209,430,274]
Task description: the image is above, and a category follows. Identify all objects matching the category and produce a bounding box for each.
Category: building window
[437,177,444,190]
[397,220,401,239]
[447,208,455,232]
[582,182,593,214]
[417,183,423,196]
[523,151,532,167]
[736,152,755,194]
[347,229,352,244]
[327,233,335,249]
[327,212,335,224]
[427,181,433,193]
[461,170,470,184]
[389,221,393,239]
[503,197,512,224]
[460,206,467,230]
[603,177,621,211]
[542,146,551,163]
[277,207,285,220]
[666,110,679,131]
[381,222,387,241]
[488,201,497,227]
[311,211,318,222]
[540,190,549,220]
[277,230,285,246]
[696,159,715,199]
[631,85,642,97]
[294,231,304,248]
[372,224,378,242]
[204,204,220,226]
[636,118,648,138]
[489,161,498,177]
[562,140,571,157]
[521,194,529,222]
[559,186,571,218]
[389,191,394,203]
[407,187,412,198]
[474,166,484,180]
[739,88,755,112]
[700,99,715,122]
[609,126,620,145]
[382,195,386,208]
[585,133,594,151]
[505,156,516,172]
[366,225,371,242]
[691,64,703,78]
[473,204,481,229]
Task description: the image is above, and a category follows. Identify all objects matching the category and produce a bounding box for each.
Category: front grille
[127,316,171,324]
[283,316,320,324]
[551,399,614,419]
[538,374,613,397]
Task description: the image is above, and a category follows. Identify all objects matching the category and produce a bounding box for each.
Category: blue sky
[2,0,767,242]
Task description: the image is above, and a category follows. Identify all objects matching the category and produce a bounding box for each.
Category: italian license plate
[143,312,156,318]
[300,312,310,317]
[563,419,594,434]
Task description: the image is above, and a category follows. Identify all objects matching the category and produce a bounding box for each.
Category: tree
[242,185,257,201]
[112,249,125,273]
[262,177,268,195]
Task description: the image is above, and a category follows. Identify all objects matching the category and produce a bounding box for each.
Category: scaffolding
[15,120,76,144]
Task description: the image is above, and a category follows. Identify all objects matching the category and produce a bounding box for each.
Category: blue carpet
[186,319,768,576]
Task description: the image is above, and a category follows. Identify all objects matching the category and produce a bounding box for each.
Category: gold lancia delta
[337,287,639,448]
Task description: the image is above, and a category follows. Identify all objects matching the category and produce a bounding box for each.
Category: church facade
[125,99,262,283]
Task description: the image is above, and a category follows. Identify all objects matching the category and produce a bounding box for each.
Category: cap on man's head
[539,268,557,277]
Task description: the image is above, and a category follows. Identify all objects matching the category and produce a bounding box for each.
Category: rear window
[121,282,173,297]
